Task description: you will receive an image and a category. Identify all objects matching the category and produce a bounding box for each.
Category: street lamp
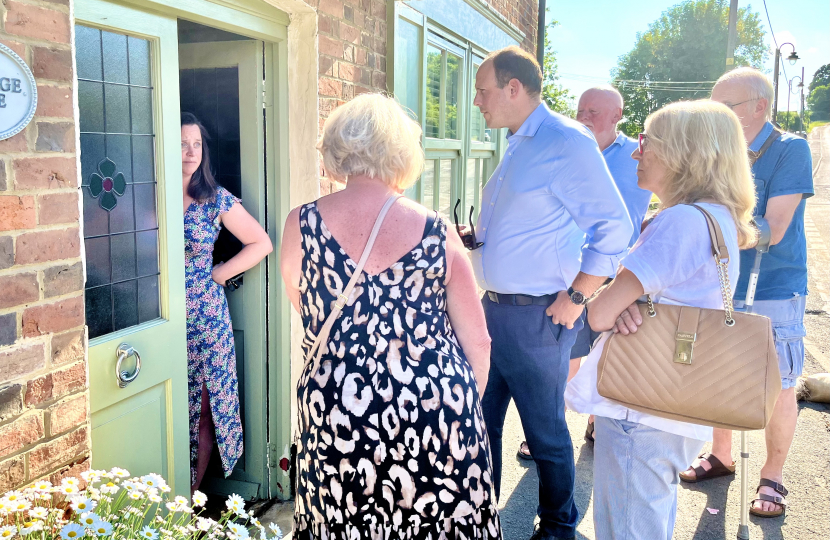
[787,75,803,131]
[773,42,799,123]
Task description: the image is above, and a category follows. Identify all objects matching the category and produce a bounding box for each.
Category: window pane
[396,19,421,120]
[445,54,460,139]
[85,236,111,288]
[128,37,151,86]
[78,82,104,133]
[110,232,137,282]
[425,46,441,138]
[85,285,113,339]
[113,280,139,331]
[466,158,478,210]
[75,26,102,81]
[102,30,129,84]
[470,65,483,142]
[104,83,130,133]
[438,160,452,218]
[138,276,160,323]
[108,184,135,234]
[423,159,436,210]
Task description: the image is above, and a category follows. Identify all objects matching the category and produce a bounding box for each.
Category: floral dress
[184,187,243,484]
[293,202,502,540]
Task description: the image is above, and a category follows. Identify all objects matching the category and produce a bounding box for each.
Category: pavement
[262,126,830,540]
[496,125,830,540]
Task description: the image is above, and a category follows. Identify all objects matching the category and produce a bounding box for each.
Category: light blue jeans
[592,417,704,540]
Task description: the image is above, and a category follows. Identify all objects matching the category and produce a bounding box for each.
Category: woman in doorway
[181,112,272,491]
[280,94,501,539]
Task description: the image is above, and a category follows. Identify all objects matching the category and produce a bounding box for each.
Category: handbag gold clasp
[674,332,696,364]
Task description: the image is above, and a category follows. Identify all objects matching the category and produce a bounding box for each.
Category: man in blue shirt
[471,46,632,540]
[679,67,813,519]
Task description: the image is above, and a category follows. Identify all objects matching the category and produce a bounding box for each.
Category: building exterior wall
[0,0,90,492]
[482,0,538,53]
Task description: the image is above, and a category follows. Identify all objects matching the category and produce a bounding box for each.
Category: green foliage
[808,120,828,134]
[425,50,460,139]
[808,85,830,121]
[612,0,767,136]
[808,64,830,93]
[541,20,575,117]
[777,110,811,132]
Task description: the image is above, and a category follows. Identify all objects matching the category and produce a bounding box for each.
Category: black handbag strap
[748,127,783,166]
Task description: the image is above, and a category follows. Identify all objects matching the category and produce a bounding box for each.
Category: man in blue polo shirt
[679,67,813,519]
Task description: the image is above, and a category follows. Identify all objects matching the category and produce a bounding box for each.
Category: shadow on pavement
[681,475,731,539]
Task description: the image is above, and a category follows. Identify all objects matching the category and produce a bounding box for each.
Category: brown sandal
[679,452,736,483]
[749,479,788,518]
[516,441,533,461]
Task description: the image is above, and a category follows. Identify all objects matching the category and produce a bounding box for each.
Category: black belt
[486,291,557,306]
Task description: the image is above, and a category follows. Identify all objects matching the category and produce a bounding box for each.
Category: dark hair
[488,45,542,97]
[181,112,218,202]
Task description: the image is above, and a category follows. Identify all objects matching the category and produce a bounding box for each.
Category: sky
[546,0,830,108]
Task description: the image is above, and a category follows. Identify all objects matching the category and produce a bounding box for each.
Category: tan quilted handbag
[596,206,781,430]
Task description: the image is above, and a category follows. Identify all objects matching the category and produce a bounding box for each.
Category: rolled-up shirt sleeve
[553,136,633,277]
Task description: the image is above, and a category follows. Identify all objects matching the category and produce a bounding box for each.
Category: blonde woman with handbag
[280,94,501,539]
[565,100,757,540]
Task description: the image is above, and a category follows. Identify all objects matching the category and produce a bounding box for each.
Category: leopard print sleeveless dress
[293,202,502,540]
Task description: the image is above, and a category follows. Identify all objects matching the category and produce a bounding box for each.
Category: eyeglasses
[637,133,648,155]
[453,200,483,250]
[724,98,758,110]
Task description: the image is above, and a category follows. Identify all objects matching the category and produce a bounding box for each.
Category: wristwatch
[566,286,588,306]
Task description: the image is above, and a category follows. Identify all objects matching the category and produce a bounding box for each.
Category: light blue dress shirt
[472,103,633,295]
[602,133,653,247]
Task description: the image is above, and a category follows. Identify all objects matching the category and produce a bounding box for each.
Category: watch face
[571,291,586,305]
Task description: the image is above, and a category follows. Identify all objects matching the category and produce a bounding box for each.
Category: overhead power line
[762,0,789,85]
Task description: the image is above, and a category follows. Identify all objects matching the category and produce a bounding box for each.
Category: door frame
[75,0,302,501]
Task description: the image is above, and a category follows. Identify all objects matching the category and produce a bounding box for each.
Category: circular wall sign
[0,43,37,140]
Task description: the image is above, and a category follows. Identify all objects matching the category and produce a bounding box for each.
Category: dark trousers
[481,296,581,538]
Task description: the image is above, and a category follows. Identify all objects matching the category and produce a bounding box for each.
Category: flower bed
[0,468,283,540]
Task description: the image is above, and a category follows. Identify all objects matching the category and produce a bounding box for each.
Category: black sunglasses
[453,200,483,250]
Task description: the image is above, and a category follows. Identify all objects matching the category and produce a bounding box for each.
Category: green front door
[76,0,190,494]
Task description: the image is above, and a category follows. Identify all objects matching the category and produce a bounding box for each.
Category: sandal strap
[701,453,728,471]
[758,478,789,497]
[753,493,787,508]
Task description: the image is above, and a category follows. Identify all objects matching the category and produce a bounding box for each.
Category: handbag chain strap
[646,204,735,326]
[305,194,402,376]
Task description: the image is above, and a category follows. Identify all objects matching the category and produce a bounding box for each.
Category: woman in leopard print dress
[281,94,501,539]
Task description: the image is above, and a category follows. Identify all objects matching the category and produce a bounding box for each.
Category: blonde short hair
[317,93,424,190]
[645,100,757,248]
[715,67,774,120]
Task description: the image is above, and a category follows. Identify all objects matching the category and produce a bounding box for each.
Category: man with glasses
[516,86,653,460]
[675,67,813,518]
[470,46,632,540]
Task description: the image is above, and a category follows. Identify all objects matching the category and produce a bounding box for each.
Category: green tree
[808,85,830,121]
[541,20,575,117]
[612,0,767,136]
[808,64,830,93]
[777,110,811,132]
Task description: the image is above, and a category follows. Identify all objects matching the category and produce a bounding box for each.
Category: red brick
[47,395,86,436]
[0,130,29,154]
[22,296,83,337]
[319,56,335,76]
[342,82,354,101]
[52,361,85,398]
[371,0,386,18]
[27,426,88,478]
[0,195,36,231]
[318,14,333,36]
[5,2,71,43]
[356,47,368,66]
[354,85,374,96]
[47,458,90,489]
[35,122,74,152]
[319,35,343,59]
[319,77,342,97]
[0,236,13,271]
[0,39,27,59]
[0,272,39,309]
[13,157,77,190]
[340,22,360,44]
[338,63,361,83]
[0,414,44,455]
[344,45,355,63]
[15,228,80,265]
[33,47,72,83]
[372,71,387,91]
[37,192,78,225]
[51,330,83,366]
[0,343,45,385]
[0,455,25,493]
[35,85,73,118]
[25,374,53,407]
[43,262,83,298]
[318,0,343,18]
[0,384,24,422]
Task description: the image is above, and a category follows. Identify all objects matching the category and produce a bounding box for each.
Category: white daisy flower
[78,513,101,528]
[196,518,214,532]
[90,522,112,537]
[57,485,78,496]
[268,523,283,540]
[59,523,85,540]
[225,494,245,513]
[173,496,188,506]
[4,492,23,502]
[60,478,80,488]
[128,491,143,501]
[110,468,130,478]
[100,483,119,495]
[28,507,48,520]
[148,493,162,504]
[159,485,171,493]
[192,491,207,507]
[18,521,43,536]
[139,526,158,540]
[31,481,52,491]
[70,498,96,513]
[139,474,166,490]
[225,523,249,540]
[11,500,31,513]
[0,526,16,539]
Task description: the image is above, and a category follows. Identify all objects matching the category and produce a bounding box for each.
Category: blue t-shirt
[603,133,653,247]
[734,122,814,301]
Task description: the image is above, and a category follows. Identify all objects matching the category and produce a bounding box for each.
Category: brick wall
[483,0,538,53]
[314,0,389,195]
[0,0,89,492]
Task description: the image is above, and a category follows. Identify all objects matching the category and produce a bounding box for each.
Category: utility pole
[726,0,739,69]
[773,47,781,123]
[800,66,805,133]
